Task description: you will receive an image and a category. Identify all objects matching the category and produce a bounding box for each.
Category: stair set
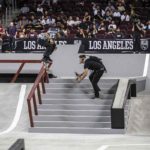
[29,78,129,134]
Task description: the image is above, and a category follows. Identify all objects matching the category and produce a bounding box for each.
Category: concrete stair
[29,78,125,134]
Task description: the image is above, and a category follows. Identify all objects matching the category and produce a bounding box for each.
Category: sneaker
[91,95,100,99]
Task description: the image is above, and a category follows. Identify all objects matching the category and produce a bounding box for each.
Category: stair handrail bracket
[111,78,136,129]
[27,62,52,127]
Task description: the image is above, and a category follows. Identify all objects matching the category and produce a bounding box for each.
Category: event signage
[2,38,150,53]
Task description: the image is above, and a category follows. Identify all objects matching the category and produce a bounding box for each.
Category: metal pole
[5,8,8,26]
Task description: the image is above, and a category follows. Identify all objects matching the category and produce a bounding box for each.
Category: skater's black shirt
[84,58,105,71]
[84,57,105,98]
[38,37,56,62]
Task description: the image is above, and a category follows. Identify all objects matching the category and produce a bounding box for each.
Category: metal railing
[0,59,42,82]
[27,62,51,127]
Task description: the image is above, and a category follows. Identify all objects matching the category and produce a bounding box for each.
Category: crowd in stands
[0,0,150,41]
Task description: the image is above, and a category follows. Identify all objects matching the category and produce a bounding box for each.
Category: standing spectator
[0,24,5,52]
[6,22,17,51]
[76,28,87,38]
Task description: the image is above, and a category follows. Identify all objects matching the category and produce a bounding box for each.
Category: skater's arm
[77,69,88,81]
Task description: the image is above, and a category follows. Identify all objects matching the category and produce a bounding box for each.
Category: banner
[2,38,150,53]
[79,38,150,53]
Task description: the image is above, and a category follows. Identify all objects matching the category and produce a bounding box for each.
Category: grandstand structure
[0,0,150,150]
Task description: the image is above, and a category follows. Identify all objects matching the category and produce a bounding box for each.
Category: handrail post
[11,62,25,83]
[37,84,42,104]
[27,100,34,127]
[41,77,46,94]
[33,94,38,115]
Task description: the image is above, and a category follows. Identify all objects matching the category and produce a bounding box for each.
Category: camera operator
[132,19,145,51]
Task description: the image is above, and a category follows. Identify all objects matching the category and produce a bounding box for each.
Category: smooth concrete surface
[0,46,146,77]
[0,84,150,150]
[127,91,150,135]
[0,84,21,132]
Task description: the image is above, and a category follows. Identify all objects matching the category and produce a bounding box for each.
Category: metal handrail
[27,62,51,127]
[0,59,42,82]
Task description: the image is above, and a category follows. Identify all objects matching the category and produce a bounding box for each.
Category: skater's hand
[76,76,82,82]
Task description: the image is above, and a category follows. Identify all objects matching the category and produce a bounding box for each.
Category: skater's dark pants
[89,70,104,97]
[38,39,53,61]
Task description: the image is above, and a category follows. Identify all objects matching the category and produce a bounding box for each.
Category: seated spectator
[28,28,37,38]
[146,20,150,30]
[90,24,98,37]
[105,2,115,12]
[41,0,51,6]
[37,5,44,14]
[114,28,124,38]
[113,9,121,18]
[30,15,37,25]
[108,20,117,31]
[121,12,130,22]
[34,21,43,30]
[79,19,88,30]
[98,21,106,31]
[18,29,27,38]
[104,10,113,21]
[59,25,68,38]
[117,3,125,12]
[40,16,50,26]
[83,12,91,22]
[67,16,75,26]
[20,4,30,14]
[74,17,81,26]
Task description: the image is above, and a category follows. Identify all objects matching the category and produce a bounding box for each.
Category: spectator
[20,4,30,14]
[114,28,124,38]
[146,20,150,30]
[121,12,130,22]
[108,20,117,31]
[117,3,125,12]
[67,16,75,26]
[113,9,121,18]
[98,21,106,31]
[0,24,5,52]
[76,28,87,38]
[28,28,37,38]
[6,22,17,51]
[90,24,98,37]
[37,5,44,14]
[83,12,91,22]
[41,0,51,6]
[105,2,115,12]
[18,29,27,38]
[74,17,81,26]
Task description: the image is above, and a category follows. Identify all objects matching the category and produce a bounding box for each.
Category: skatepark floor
[0,83,150,150]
